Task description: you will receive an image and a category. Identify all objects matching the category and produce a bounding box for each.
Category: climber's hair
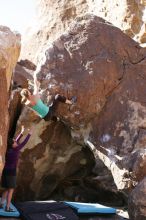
[20,88,31,104]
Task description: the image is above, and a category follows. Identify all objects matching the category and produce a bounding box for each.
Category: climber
[0,125,34,212]
[20,77,77,121]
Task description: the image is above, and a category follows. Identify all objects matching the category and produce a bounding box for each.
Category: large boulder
[34,13,146,191]
[14,15,146,202]
[0,26,20,171]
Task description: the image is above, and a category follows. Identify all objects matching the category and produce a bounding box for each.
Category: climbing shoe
[5,207,16,212]
[71,96,77,104]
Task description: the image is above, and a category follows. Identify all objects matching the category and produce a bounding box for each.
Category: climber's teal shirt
[32,99,49,118]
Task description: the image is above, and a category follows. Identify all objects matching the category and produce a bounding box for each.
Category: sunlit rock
[21,0,146,64]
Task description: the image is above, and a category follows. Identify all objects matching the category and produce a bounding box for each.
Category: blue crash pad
[0,201,20,217]
[64,201,116,214]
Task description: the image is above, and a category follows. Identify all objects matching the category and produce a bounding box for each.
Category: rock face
[21,0,146,64]
[0,26,20,171]
[0,27,21,89]
[14,15,146,204]
[128,177,146,220]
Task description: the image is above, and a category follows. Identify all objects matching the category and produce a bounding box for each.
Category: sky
[0,0,36,35]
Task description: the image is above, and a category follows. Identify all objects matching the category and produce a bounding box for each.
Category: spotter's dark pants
[1,168,17,189]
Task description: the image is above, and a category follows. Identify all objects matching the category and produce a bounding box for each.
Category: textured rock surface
[0,26,20,171]
[15,117,95,201]
[21,0,146,64]
[0,68,8,171]
[128,177,146,220]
